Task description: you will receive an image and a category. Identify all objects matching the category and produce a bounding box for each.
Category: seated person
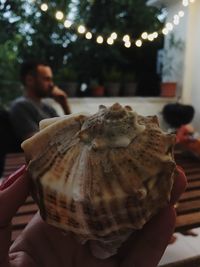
[176,124,200,158]
[162,102,195,132]
[0,108,22,176]
[162,103,200,157]
[10,60,71,142]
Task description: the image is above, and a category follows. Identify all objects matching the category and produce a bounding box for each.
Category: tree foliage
[0,0,164,97]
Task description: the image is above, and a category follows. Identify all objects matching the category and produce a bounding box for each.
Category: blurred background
[0,0,200,129]
[0,0,169,103]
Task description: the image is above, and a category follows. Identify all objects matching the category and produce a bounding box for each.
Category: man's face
[33,65,54,98]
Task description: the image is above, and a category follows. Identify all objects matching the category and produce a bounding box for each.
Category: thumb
[0,165,29,265]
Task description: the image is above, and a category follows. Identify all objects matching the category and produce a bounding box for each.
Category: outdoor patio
[0,0,200,266]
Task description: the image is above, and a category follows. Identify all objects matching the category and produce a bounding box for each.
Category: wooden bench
[174,150,200,232]
[1,151,200,242]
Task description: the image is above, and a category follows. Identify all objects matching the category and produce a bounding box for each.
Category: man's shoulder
[10,96,36,112]
[10,96,58,117]
[11,96,29,106]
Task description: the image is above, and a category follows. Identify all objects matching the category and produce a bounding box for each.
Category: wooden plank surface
[174,149,200,232]
[175,212,200,232]
[179,190,200,202]
[17,203,38,215]
[176,199,200,214]
[1,153,26,178]
[186,180,200,190]
[12,214,36,229]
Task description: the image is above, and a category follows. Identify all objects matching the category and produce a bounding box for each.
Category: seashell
[22,103,176,259]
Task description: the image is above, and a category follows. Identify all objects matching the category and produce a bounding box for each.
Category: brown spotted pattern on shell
[22,103,176,259]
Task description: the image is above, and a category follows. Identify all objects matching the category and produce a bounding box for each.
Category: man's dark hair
[20,60,49,85]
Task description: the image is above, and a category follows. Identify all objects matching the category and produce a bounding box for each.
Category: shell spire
[78,103,145,149]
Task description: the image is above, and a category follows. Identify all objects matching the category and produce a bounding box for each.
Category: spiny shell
[22,103,176,259]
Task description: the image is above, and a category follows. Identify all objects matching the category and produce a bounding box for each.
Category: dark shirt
[10,96,58,141]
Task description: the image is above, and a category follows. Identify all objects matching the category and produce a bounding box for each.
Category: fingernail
[0,165,27,191]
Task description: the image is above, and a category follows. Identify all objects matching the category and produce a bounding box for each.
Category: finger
[0,165,29,226]
[0,164,27,191]
[170,166,187,205]
[0,165,30,226]
[52,86,66,96]
[121,206,176,267]
[0,165,29,265]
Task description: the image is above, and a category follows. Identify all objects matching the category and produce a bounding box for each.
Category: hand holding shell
[22,103,176,259]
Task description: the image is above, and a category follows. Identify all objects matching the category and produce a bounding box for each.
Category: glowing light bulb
[85,32,92,39]
[123,35,130,42]
[55,11,64,20]
[64,20,72,28]
[77,25,86,34]
[124,42,131,48]
[40,3,48,11]
[173,15,180,25]
[174,14,179,20]
[110,32,117,40]
[153,32,158,38]
[173,19,180,25]
[147,34,154,41]
[162,28,169,35]
[135,40,142,47]
[107,37,114,45]
[141,32,148,39]
[189,0,195,3]
[166,22,173,31]
[96,35,103,44]
[178,11,185,17]
[182,0,189,6]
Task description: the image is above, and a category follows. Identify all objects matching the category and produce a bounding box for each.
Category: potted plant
[161,34,185,97]
[103,68,122,96]
[90,79,105,97]
[55,68,79,97]
[123,72,137,96]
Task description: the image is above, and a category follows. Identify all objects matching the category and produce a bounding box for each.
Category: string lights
[39,0,196,48]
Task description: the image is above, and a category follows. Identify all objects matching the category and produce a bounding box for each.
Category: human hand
[51,86,71,114]
[0,166,186,267]
[51,86,67,101]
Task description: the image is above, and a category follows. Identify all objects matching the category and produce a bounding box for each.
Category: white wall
[68,97,176,131]
[158,1,200,132]
[68,97,174,117]
[162,1,188,98]
[183,1,200,132]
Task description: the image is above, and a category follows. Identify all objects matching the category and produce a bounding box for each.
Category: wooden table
[174,150,200,232]
[1,151,200,243]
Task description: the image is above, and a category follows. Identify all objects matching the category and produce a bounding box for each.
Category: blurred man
[10,60,71,142]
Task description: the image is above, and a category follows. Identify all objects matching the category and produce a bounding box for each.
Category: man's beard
[35,86,53,98]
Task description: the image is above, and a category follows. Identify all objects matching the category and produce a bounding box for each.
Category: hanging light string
[39,0,195,48]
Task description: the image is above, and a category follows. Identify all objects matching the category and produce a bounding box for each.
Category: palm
[10,213,118,267]
[9,206,174,267]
